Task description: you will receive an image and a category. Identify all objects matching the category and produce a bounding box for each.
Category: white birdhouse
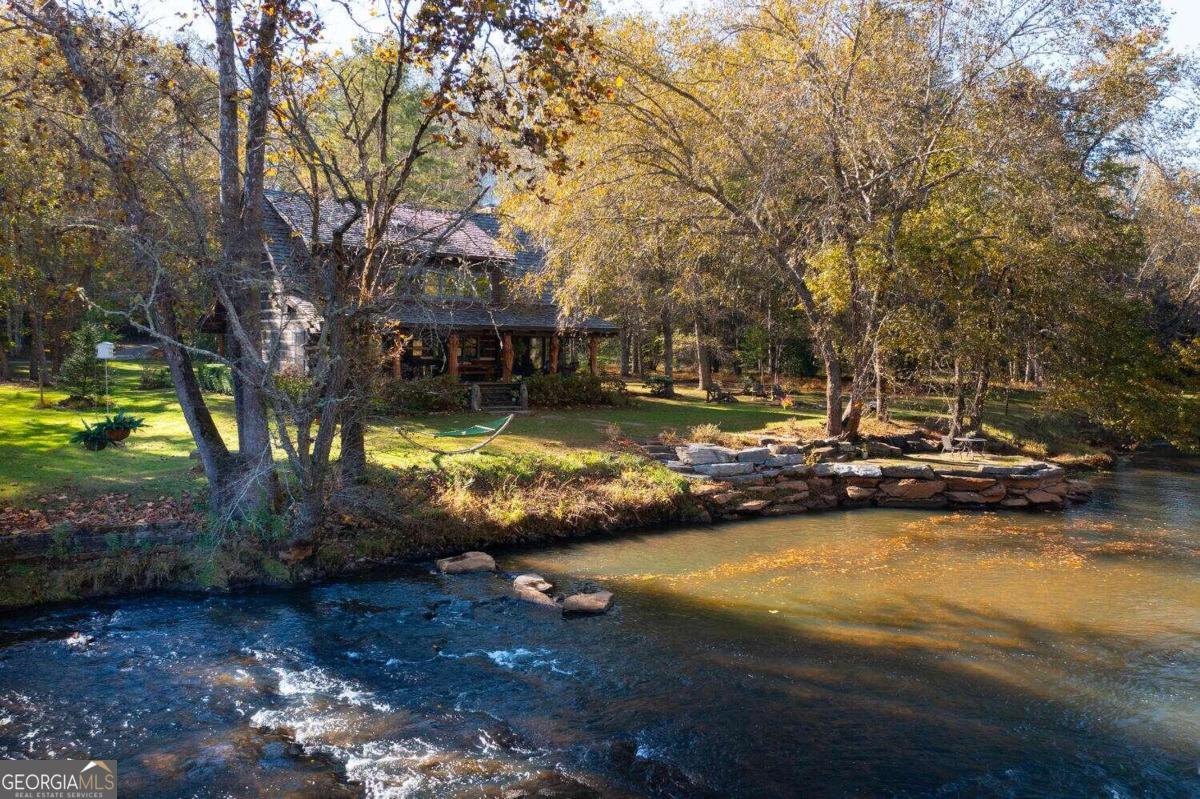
[96,341,116,361]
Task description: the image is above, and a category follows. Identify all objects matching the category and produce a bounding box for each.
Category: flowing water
[0,464,1197,798]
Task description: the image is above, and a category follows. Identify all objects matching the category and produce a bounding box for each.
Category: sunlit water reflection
[0,464,1197,797]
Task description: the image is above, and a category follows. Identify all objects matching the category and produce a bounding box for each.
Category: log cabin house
[233,190,617,383]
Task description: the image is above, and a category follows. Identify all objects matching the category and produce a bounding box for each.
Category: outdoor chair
[771,384,787,401]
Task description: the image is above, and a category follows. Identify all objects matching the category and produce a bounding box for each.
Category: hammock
[434,417,513,438]
[393,414,516,456]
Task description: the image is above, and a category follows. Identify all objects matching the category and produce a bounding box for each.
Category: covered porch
[387,328,613,382]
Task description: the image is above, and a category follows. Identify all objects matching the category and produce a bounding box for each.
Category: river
[0,464,1197,797]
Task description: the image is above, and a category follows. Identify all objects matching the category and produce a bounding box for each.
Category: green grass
[0,362,1094,508]
[0,361,235,504]
[367,382,825,469]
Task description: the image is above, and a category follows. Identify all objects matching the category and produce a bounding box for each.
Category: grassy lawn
[0,361,234,505]
[367,382,826,469]
[0,360,1088,509]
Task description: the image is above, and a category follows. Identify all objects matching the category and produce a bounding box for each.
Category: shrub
[374,374,469,414]
[523,373,627,408]
[689,422,722,442]
[139,365,172,390]
[58,323,107,401]
[196,362,234,395]
[272,365,311,404]
[644,375,674,397]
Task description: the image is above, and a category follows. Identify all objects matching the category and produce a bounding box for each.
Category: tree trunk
[967,363,990,432]
[619,332,630,376]
[694,318,711,389]
[818,337,843,437]
[873,338,887,421]
[949,356,966,439]
[661,308,675,396]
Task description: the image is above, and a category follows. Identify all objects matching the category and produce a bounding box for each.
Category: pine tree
[58,323,104,400]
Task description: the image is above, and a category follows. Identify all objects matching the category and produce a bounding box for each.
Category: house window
[418,269,490,299]
[461,336,479,359]
[411,338,424,358]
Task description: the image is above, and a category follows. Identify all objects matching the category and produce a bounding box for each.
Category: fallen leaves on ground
[0,493,201,534]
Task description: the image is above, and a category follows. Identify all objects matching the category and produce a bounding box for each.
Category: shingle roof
[387,300,618,334]
[264,189,513,261]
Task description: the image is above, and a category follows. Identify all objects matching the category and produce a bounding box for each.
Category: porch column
[216,334,226,358]
[447,332,460,379]
[549,334,560,374]
[501,333,514,381]
[588,335,599,376]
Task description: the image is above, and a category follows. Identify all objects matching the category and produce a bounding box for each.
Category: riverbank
[0,465,1193,797]
[0,449,1092,610]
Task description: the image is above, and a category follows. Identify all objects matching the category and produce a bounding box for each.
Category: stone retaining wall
[664,444,1092,519]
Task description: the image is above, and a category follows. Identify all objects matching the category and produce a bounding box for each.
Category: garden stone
[562,591,614,615]
[693,462,755,477]
[943,475,998,491]
[675,445,722,465]
[735,447,770,464]
[720,474,766,487]
[768,443,803,455]
[880,464,937,479]
[877,496,948,509]
[879,479,945,500]
[863,440,902,457]
[436,551,496,574]
[735,499,771,514]
[946,490,1002,504]
[816,463,882,478]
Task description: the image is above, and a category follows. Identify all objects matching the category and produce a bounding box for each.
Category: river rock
[879,478,945,499]
[65,632,94,648]
[1025,489,1064,506]
[845,485,875,501]
[736,499,771,514]
[436,551,496,574]
[514,587,558,607]
[764,503,808,515]
[1066,479,1094,500]
[514,574,553,593]
[1000,497,1030,508]
[562,591,614,615]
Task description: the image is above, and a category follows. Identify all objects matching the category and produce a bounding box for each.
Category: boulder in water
[562,590,614,615]
[65,632,93,648]
[436,551,496,574]
[513,574,558,607]
[514,573,553,593]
